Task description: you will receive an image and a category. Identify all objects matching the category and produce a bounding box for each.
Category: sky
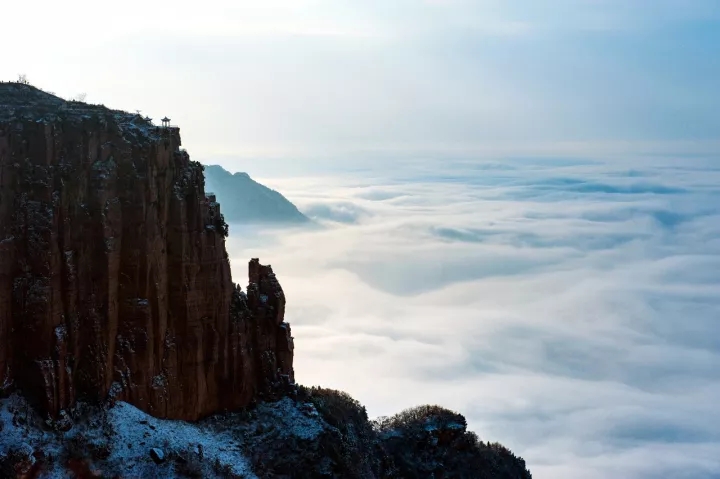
[4,2,720,477]
[2,0,719,159]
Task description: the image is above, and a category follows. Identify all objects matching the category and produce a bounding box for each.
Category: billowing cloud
[303,202,370,224]
[225,156,720,479]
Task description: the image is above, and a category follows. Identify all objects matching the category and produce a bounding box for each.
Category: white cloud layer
[224,156,720,479]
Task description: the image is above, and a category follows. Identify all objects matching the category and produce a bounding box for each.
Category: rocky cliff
[0,83,294,422]
[0,82,532,478]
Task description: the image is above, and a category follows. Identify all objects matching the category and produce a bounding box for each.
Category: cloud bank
[224,156,720,479]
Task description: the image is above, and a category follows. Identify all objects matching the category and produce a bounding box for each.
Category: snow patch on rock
[104,401,257,478]
[253,397,325,441]
[0,394,258,478]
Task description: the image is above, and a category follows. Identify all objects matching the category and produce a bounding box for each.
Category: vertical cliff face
[0,83,294,421]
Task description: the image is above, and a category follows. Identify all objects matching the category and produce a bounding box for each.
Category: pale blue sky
[3,1,718,158]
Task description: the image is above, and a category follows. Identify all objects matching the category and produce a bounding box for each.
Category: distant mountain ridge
[203,164,309,224]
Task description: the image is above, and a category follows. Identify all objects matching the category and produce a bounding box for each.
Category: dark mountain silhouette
[203,164,309,224]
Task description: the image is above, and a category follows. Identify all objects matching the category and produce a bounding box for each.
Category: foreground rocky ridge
[0,83,293,421]
[0,387,531,478]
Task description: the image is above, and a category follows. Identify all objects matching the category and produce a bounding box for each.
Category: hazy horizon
[3,1,720,161]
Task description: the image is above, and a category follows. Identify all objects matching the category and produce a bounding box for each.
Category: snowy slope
[0,394,326,478]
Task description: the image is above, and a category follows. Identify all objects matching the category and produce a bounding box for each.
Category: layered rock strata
[0,83,294,421]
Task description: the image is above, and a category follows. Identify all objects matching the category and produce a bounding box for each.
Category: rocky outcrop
[0,83,294,421]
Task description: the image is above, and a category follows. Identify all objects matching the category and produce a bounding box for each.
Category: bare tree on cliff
[17,74,29,85]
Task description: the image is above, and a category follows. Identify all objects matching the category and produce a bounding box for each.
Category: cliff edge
[0,82,294,422]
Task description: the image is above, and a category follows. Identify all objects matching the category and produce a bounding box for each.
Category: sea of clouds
[223,156,720,479]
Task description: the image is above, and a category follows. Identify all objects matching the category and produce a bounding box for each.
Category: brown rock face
[0,83,294,421]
